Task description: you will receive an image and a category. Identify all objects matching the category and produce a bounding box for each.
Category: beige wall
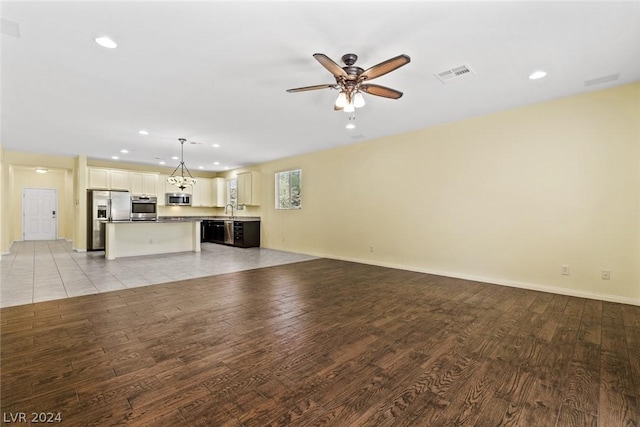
[0,146,5,254]
[256,83,640,304]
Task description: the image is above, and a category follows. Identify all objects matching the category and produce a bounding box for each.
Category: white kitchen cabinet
[130,172,158,196]
[88,167,130,190]
[211,177,225,207]
[88,168,110,189]
[110,170,130,190]
[157,175,167,205]
[191,178,212,207]
[237,171,261,206]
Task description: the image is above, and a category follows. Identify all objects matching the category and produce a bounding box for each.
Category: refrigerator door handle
[107,199,112,221]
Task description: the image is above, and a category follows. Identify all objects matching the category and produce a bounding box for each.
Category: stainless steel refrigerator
[87,190,131,250]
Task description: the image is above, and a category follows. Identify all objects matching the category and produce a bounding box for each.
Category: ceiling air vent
[584,73,620,87]
[435,64,475,84]
[0,18,21,38]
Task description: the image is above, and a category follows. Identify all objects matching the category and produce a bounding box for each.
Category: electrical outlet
[561,265,570,275]
[601,270,611,280]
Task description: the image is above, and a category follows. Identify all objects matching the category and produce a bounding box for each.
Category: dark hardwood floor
[1,258,639,426]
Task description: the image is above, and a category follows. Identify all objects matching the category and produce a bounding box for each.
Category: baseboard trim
[310,253,640,307]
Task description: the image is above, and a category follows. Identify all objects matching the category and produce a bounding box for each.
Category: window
[227,179,237,206]
[275,169,301,210]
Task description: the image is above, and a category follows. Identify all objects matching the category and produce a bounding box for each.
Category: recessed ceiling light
[159,161,166,165]
[346,123,356,130]
[138,130,149,135]
[111,156,119,160]
[94,36,117,49]
[224,167,230,170]
[35,168,48,174]
[213,161,220,165]
[212,144,220,148]
[528,70,547,80]
[198,166,204,169]
[171,156,179,160]
[120,149,129,153]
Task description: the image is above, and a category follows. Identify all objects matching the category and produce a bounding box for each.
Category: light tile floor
[0,240,318,308]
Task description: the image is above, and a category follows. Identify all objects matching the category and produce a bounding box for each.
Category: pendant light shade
[343,102,355,113]
[335,91,347,109]
[167,138,197,190]
[353,92,365,108]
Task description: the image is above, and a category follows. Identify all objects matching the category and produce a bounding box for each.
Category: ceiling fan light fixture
[344,102,355,113]
[287,52,410,111]
[335,91,347,108]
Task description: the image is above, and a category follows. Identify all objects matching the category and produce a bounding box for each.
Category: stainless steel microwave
[166,193,191,206]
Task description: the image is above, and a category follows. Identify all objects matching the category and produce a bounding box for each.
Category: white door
[23,188,57,240]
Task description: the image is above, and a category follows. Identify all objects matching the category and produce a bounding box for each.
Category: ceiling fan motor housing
[341,53,358,65]
[341,54,363,80]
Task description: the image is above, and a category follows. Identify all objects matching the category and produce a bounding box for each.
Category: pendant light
[167,138,197,190]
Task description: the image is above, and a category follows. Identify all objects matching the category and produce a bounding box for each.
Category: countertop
[101,216,260,224]
[157,216,261,222]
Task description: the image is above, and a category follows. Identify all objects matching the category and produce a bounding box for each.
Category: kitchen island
[104,218,202,260]
[103,216,261,260]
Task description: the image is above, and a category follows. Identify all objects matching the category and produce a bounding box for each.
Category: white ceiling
[2,1,639,172]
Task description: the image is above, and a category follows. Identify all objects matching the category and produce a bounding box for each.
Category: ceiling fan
[286,53,411,112]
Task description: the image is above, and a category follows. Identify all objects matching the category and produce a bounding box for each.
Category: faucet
[225,203,234,218]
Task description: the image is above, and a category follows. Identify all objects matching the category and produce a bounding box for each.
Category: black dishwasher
[212,221,225,244]
[201,220,215,242]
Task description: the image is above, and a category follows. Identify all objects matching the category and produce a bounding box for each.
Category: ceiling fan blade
[360,84,404,99]
[359,54,410,81]
[286,83,337,93]
[313,53,347,78]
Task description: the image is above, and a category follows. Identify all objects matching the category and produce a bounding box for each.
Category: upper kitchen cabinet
[130,172,158,196]
[211,177,225,207]
[88,167,129,190]
[237,171,261,206]
[88,168,109,189]
[110,170,130,190]
[157,174,167,206]
[191,178,212,207]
